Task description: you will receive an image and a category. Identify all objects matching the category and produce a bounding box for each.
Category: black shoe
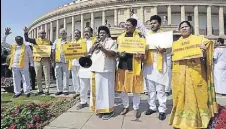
[134,110,141,119]
[96,113,104,118]
[144,109,156,115]
[63,92,69,95]
[13,93,22,98]
[120,108,129,115]
[102,112,115,120]
[35,91,44,96]
[26,93,31,97]
[45,92,50,95]
[158,112,166,120]
[55,92,63,96]
[76,103,88,110]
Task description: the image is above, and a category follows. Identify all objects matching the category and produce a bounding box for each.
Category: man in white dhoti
[8,36,34,98]
[89,26,116,120]
[52,28,70,95]
[76,27,96,110]
[213,38,226,96]
[132,14,168,120]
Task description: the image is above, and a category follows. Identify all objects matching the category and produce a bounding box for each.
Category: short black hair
[15,36,23,41]
[126,18,137,27]
[85,27,93,34]
[98,26,111,37]
[150,15,162,24]
[179,21,194,34]
[74,29,81,34]
[217,38,224,45]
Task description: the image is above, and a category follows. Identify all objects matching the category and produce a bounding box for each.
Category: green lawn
[1,93,58,108]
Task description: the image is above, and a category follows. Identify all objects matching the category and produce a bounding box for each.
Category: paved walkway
[44,90,226,129]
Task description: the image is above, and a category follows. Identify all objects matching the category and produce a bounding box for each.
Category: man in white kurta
[76,27,95,110]
[52,28,69,95]
[213,38,226,95]
[90,26,116,120]
[132,14,168,120]
[8,36,34,98]
[71,29,83,96]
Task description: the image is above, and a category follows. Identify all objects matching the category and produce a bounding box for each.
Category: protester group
[1,12,226,129]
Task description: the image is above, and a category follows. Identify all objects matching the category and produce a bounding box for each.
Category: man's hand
[130,8,135,16]
[51,61,55,68]
[134,53,144,60]
[157,47,166,53]
[200,44,206,51]
[24,27,29,33]
[5,27,12,36]
[118,52,126,58]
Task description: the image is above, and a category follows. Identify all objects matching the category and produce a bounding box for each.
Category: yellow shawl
[9,44,25,69]
[117,31,142,75]
[55,38,70,62]
[145,29,164,72]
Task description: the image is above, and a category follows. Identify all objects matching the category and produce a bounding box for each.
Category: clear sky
[1,0,72,44]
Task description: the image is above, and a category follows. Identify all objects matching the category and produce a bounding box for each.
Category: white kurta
[89,38,117,113]
[11,45,34,95]
[213,47,226,94]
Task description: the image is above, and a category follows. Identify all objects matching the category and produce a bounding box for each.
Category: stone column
[102,10,106,25]
[71,16,75,41]
[181,6,185,22]
[81,14,84,38]
[114,9,118,26]
[44,24,48,38]
[167,5,172,25]
[56,20,59,39]
[207,6,212,36]
[152,6,157,15]
[91,12,94,29]
[36,28,38,38]
[64,18,67,30]
[50,22,53,42]
[219,6,224,36]
[140,6,144,23]
[194,6,199,35]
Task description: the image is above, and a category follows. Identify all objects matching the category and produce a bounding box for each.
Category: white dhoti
[214,68,226,94]
[90,72,115,113]
[79,78,90,104]
[12,68,31,95]
[146,79,167,113]
[55,62,69,92]
[72,65,80,93]
[165,54,172,92]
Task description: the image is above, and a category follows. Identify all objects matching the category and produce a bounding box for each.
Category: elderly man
[24,27,52,95]
[52,28,70,95]
[8,36,34,98]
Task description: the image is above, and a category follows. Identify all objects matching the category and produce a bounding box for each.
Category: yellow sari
[169,35,218,129]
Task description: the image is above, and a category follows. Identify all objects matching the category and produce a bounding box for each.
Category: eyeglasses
[41,32,46,34]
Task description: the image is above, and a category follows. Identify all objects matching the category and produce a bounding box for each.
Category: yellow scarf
[55,38,70,62]
[9,44,25,69]
[145,29,164,72]
[68,38,87,70]
[117,31,142,75]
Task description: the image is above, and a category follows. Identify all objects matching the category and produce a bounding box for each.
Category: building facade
[28,0,226,41]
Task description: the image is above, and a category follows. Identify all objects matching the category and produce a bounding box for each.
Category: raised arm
[131,14,149,38]
[1,27,11,44]
[24,27,36,44]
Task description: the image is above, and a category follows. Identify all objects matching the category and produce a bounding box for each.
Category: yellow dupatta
[117,31,142,75]
[55,38,70,62]
[9,44,25,69]
[145,29,164,72]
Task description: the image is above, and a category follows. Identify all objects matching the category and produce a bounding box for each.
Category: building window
[119,9,124,15]
[188,15,192,21]
[86,22,90,27]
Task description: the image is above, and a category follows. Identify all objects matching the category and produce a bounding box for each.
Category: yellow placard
[33,45,52,57]
[62,42,87,60]
[118,37,146,54]
[172,36,204,61]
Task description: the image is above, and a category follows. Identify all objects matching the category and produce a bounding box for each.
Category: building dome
[28,0,226,41]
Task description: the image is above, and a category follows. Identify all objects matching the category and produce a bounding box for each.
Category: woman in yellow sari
[168,21,218,129]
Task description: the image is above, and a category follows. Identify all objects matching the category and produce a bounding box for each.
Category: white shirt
[214,47,226,70]
[12,45,34,69]
[52,39,67,63]
[78,37,93,78]
[91,38,117,72]
[132,14,169,86]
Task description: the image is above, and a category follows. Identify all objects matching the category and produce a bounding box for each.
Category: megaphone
[78,55,92,68]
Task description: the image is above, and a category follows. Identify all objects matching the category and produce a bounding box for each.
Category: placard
[33,45,51,57]
[62,43,87,60]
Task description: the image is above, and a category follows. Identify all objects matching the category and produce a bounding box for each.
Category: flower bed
[208,105,226,129]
